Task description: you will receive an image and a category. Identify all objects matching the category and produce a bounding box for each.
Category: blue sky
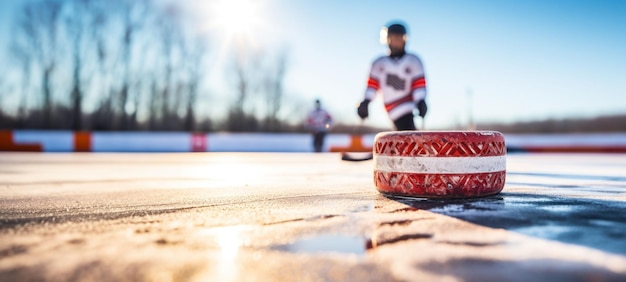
[258,0,626,128]
[1,0,625,129]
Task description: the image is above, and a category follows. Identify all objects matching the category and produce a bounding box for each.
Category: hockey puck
[373,131,506,198]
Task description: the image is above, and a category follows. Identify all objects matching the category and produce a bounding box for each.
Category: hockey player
[357,22,428,131]
[305,99,333,152]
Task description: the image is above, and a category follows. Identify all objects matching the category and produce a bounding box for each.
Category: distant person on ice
[305,99,333,152]
[357,22,428,131]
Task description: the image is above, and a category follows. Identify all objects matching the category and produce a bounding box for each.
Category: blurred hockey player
[357,22,428,131]
[306,99,333,152]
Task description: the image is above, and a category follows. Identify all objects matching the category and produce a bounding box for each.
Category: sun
[190,0,271,79]
[204,0,266,39]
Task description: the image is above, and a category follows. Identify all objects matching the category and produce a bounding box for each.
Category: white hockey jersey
[364,53,427,121]
[306,109,333,132]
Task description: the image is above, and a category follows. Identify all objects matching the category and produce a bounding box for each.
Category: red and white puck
[373,131,506,198]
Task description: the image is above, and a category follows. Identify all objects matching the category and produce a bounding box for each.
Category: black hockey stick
[341,152,373,161]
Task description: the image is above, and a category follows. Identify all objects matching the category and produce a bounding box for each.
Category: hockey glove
[416,99,427,118]
[357,99,370,119]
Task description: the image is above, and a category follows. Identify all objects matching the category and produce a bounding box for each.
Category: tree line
[2,0,622,134]
[0,0,304,132]
[476,114,626,134]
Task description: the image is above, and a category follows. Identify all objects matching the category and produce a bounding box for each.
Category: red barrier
[191,133,207,152]
[74,131,92,152]
[0,131,43,152]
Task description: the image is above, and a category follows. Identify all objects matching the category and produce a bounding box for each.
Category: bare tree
[89,0,115,130]
[182,36,209,131]
[231,51,247,129]
[6,0,223,132]
[13,0,64,129]
[151,5,185,130]
[224,45,291,132]
[225,42,266,132]
[147,78,160,130]
[114,0,149,130]
[9,38,33,127]
[227,53,250,131]
[65,0,93,130]
[262,52,288,131]
[0,76,5,126]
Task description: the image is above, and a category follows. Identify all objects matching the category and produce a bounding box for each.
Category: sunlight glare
[211,0,265,38]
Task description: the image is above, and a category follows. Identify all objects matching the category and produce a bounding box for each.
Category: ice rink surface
[1,152,626,281]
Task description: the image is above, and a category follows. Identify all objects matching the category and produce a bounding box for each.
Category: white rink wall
[2,130,626,152]
[3,131,378,152]
[93,132,193,152]
[12,130,74,152]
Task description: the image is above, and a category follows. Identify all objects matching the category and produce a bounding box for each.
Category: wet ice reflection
[201,226,250,281]
[274,234,366,255]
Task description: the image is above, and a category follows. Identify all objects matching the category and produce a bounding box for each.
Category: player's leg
[318,132,326,152]
[393,113,416,131]
[311,133,317,152]
[313,132,323,152]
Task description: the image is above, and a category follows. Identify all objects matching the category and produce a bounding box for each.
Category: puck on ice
[373,131,506,198]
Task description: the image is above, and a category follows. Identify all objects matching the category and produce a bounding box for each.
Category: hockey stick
[341,151,373,161]
[341,119,373,162]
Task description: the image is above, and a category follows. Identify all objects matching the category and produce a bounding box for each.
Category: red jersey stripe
[411,77,426,90]
[384,93,413,112]
[367,77,381,90]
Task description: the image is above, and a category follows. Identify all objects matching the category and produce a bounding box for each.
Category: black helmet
[387,23,407,35]
[380,22,408,45]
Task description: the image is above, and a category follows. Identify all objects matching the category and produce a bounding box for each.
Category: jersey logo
[386,73,406,91]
